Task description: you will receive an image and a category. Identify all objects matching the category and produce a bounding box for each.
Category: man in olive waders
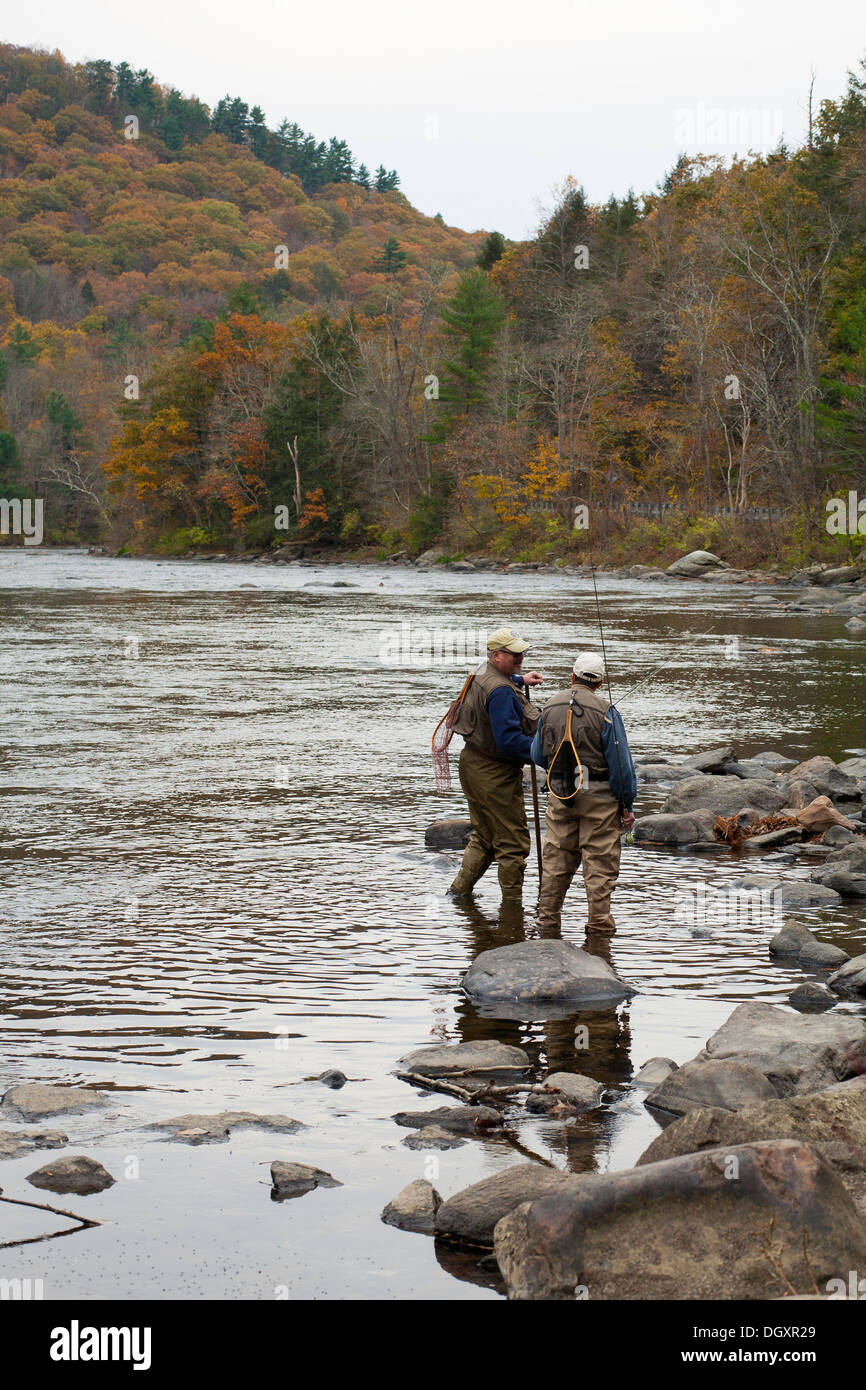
[531,652,637,939]
[447,628,543,906]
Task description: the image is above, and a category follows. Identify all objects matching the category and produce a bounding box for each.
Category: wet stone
[381,1179,441,1234]
[316,1069,347,1088]
[402,1124,466,1151]
[1,1083,107,1121]
[461,940,635,1009]
[27,1155,115,1196]
[0,1129,68,1159]
[270,1161,342,1199]
[424,819,472,850]
[789,983,837,1012]
[392,1105,503,1134]
[542,1073,606,1109]
[397,1040,531,1080]
[151,1112,305,1143]
[634,1057,679,1087]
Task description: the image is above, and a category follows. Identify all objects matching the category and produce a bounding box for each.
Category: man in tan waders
[530,652,637,938]
[448,628,543,905]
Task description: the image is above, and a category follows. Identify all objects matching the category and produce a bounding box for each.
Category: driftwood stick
[0,1193,100,1250]
[395,1070,485,1104]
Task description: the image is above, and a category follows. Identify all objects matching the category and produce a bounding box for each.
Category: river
[0,548,863,1299]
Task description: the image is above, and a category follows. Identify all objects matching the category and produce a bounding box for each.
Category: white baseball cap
[572,651,605,682]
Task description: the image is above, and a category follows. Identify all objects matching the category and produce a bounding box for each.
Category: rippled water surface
[1,549,864,1299]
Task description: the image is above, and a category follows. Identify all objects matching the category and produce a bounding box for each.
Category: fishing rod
[587,546,627,822]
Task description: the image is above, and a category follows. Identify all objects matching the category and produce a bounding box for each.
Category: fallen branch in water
[0,1193,100,1249]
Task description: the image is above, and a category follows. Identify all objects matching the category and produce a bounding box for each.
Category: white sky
[9,0,866,238]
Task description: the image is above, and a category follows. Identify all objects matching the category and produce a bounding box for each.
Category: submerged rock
[151,1112,305,1143]
[424,819,472,850]
[26,1154,115,1196]
[644,1058,777,1122]
[461,940,635,1010]
[493,1140,866,1300]
[392,1105,502,1134]
[316,1069,347,1088]
[788,983,837,1012]
[729,874,841,909]
[381,1179,441,1234]
[633,763,693,782]
[270,1161,342,1199]
[397,1039,530,1081]
[0,1129,67,1159]
[402,1124,465,1150]
[1,1083,107,1121]
[435,1162,584,1247]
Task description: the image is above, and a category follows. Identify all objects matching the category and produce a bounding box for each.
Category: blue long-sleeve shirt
[530,703,638,809]
[487,675,534,763]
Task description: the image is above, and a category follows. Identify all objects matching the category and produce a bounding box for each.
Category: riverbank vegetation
[0,43,865,567]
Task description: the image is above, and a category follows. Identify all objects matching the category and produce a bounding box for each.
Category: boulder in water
[666,550,729,578]
[397,1039,530,1080]
[381,1179,441,1234]
[493,1140,866,1300]
[644,1058,777,1122]
[461,940,635,1012]
[633,811,717,845]
[664,776,787,816]
[425,818,472,850]
[27,1154,115,1196]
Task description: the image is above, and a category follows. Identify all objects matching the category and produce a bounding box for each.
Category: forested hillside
[1,42,865,563]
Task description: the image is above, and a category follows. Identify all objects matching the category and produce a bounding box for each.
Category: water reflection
[0,549,863,1300]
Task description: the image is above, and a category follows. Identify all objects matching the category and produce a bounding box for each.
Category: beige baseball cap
[487,627,531,654]
[573,651,605,681]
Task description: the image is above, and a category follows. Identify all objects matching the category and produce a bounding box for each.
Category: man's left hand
[523,671,543,686]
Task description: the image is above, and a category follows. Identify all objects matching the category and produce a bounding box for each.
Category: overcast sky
[8,1,866,238]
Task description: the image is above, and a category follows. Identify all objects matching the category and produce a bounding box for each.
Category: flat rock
[461,940,635,1009]
[151,1111,305,1143]
[644,1057,777,1122]
[632,811,717,845]
[725,759,786,781]
[397,1040,531,1080]
[402,1124,465,1150]
[634,763,693,782]
[634,1057,679,1087]
[542,1073,606,1108]
[392,1105,503,1134]
[381,1179,442,1234]
[26,1155,115,1196]
[435,1162,584,1247]
[838,757,866,779]
[425,818,472,850]
[1,1083,107,1121]
[0,1129,68,1159]
[828,954,866,998]
[664,776,787,817]
[730,875,840,909]
[494,1140,866,1300]
[637,1078,866,1174]
[751,751,798,769]
[270,1161,342,1199]
[821,826,858,847]
[701,1001,866,1095]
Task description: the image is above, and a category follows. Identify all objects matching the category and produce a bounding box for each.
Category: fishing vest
[540,684,611,782]
[450,660,540,762]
